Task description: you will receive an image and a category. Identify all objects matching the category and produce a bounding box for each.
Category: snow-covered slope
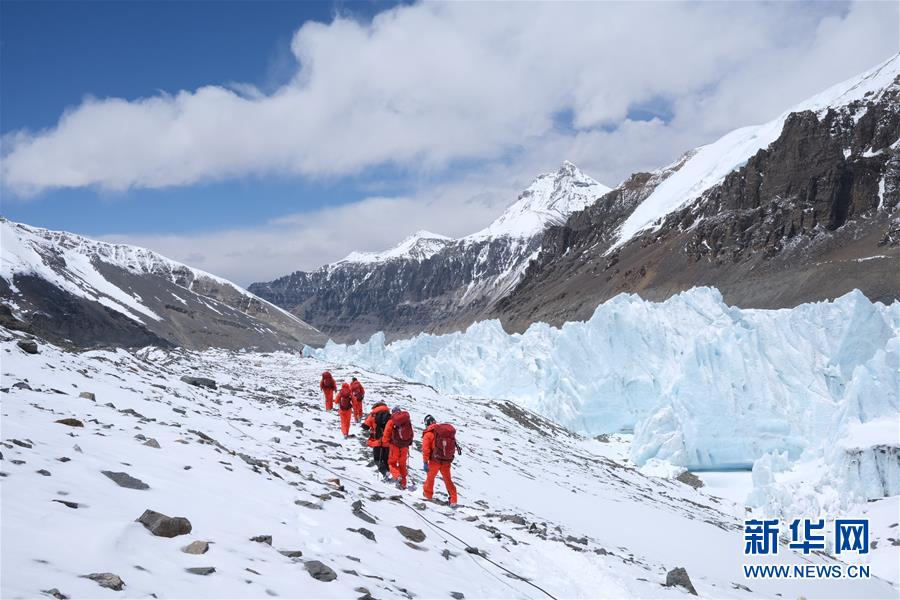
[311,287,900,514]
[611,52,900,250]
[339,231,453,265]
[3,331,897,598]
[0,218,325,350]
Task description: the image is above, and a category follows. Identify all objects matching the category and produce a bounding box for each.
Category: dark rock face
[101,470,150,490]
[137,509,192,537]
[665,567,697,595]
[497,83,900,330]
[250,236,542,343]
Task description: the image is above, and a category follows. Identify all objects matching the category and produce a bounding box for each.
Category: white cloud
[5,1,900,281]
[3,1,897,195]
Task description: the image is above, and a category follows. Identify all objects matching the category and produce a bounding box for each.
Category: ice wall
[311,288,900,473]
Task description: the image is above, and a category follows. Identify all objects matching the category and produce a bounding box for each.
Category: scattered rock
[180,376,217,390]
[396,526,426,543]
[665,567,697,595]
[351,499,377,524]
[304,560,337,582]
[182,540,209,554]
[675,471,705,489]
[11,439,32,449]
[295,499,323,510]
[137,509,192,537]
[79,392,96,401]
[450,593,465,599]
[250,535,273,545]
[52,499,79,509]
[348,527,376,541]
[441,549,455,560]
[73,445,82,453]
[37,469,51,476]
[292,419,304,428]
[13,381,32,390]
[278,549,303,558]
[186,566,216,576]
[143,439,161,449]
[82,573,124,591]
[404,542,427,551]
[41,589,69,600]
[413,502,427,510]
[246,568,261,575]
[17,340,38,354]
[102,471,149,490]
[56,457,71,463]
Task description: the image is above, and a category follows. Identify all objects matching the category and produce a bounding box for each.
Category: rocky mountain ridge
[0,218,326,350]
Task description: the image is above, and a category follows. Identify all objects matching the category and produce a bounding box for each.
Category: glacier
[310,287,900,482]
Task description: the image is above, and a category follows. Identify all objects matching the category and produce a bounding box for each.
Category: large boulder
[180,376,217,389]
[304,560,337,582]
[396,526,426,543]
[136,509,192,537]
[82,573,124,591]
[665,567,697,595]
[17,340,38,354]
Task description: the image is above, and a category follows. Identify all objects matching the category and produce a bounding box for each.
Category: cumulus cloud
[3,1,897,195]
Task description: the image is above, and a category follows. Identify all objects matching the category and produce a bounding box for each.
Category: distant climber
[422,414,459,506]
[336,382,354,438]
[319,371,337,411]
[382,407,413,489]
[350,377,365,423]
[361,401,391,478]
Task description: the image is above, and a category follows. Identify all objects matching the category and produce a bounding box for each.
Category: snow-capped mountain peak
[466,161,611,240]
[338,230,453,265]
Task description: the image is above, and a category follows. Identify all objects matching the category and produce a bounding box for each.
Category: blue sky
[1,0,409,236]
[1,1,897,284]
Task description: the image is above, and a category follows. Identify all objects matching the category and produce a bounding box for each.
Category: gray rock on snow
[665,567,698,595]
[278,549,303,558]
[41,589,69,600]
[250,535,273,545]
[450,593,465,599]
[348,527,376,541]
[294,499,323,510]
[137,509,192,537]
[55,418,84,428]
[79,392,96,401]
[182,540,209,554]
[396,526,426,543]
[17,340,38,354]
[180,376,217,389]
[186,566,216,576]
[82,572,125,591]
[304,560,337,582]
[101,471,149,490]
[675,471,705,489]
[143,438,161,449]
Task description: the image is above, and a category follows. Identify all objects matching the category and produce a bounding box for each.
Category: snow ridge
[0,218,308,327]
[611,52,900,250]
[339,230,453,264]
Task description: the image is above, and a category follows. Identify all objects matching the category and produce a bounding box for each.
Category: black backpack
[374,410,391,439]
